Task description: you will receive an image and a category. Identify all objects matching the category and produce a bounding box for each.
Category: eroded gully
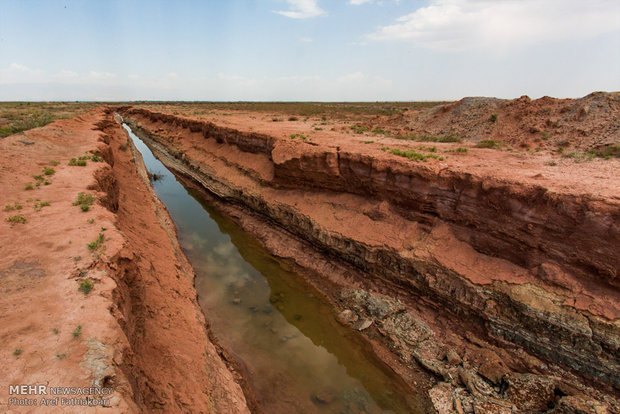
[123,122,427,414]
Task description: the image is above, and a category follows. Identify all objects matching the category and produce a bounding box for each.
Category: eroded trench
[122,122,430,413]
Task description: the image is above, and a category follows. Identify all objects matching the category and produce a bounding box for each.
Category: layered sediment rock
[121,107,620,411]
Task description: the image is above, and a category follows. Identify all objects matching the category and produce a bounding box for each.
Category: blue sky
[1,0,619,101]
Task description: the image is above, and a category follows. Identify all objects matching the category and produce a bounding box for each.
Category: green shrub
[87,233,105,251]
[24,183,34,190]
[4,202,22,211]
[456,147,468,153]
[290,133,307,141]
[43,167,55,176]
[396,134,461,143]
[68,158,87,166]
[476,140,497,149]
[489,113,498,123]
[389,148,440,162]
[350,124,370,134]
[33,201,50,211]
[72,325,82,338]
[6,215,26,224]
[78,278,94,295]
[73,192,94,211]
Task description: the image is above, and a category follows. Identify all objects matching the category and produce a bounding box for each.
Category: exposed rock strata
[120,107,620,412]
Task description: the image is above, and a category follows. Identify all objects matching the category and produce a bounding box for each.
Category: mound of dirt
[381,92,620,151]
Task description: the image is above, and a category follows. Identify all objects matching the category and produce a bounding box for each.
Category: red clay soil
[121,93,620,413]
[0,110,250,413]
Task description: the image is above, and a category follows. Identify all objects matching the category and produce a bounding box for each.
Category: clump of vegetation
[476,140,498,149]
[53,328,59,334]
[33,201,51,211]
[6,215,26,225]
[72,325,82,338]
[562,151,596,163]
[545,161,558,166]
[73,192,95,212]
[456,147,468,153]
[68,158,87,166]
[24,183,34,191]
[314,127,323,131]
[0,102,97,138]
[389,148,442,162]
[13,349,22,356]
[49,160,59,166]
[350,124,370,134]
[290,133,308,141]
[489,113,498,123]
[43,167,55,176]
[372,127,386,135]
[87,233,105,252]
[78,278,94,295]
[0,111,54,138]
[396,133,462,143]
[90,153,103,162]
[588,145,620,159]
[4,202,23,211]
[56,353,66,359]
[362,140,375,144]
[288,116,299,121]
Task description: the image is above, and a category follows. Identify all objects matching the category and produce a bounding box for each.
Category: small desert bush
[78,278,94,295]
[396,134,462,143]
[73,192,95,211]
[476,140,497,149]
[6,215,26,224]
[389,148,442,162]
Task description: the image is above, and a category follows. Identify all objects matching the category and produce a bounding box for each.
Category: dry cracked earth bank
[1,93,619,413]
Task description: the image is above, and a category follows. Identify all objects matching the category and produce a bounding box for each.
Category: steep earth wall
[121,107,620,412]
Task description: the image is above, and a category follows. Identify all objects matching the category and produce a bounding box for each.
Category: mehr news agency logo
[7,384,114,407]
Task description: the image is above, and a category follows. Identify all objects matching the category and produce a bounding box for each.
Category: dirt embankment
[0,109,250,413]
[378,92,620,151]
[121,101,620,413]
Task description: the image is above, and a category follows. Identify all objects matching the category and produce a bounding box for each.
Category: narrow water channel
[123,123,426,414]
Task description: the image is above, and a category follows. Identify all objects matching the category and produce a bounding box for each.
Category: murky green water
[123,123,426,413]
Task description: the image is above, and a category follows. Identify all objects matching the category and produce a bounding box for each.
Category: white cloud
[88,71,115,80]
[300,37,313,42]
[275,0,325,19]
[337,71,366,83]
[368,0,620,51]
[349,0,373,5]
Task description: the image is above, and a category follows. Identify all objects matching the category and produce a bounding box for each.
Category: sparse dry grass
[0,102,97,138]
[133,101,449,121]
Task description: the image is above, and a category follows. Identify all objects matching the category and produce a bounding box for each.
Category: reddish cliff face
[121,105,619,412]
[0,109,251,414]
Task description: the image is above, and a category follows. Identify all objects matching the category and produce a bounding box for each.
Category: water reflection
[124,124,426,414]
